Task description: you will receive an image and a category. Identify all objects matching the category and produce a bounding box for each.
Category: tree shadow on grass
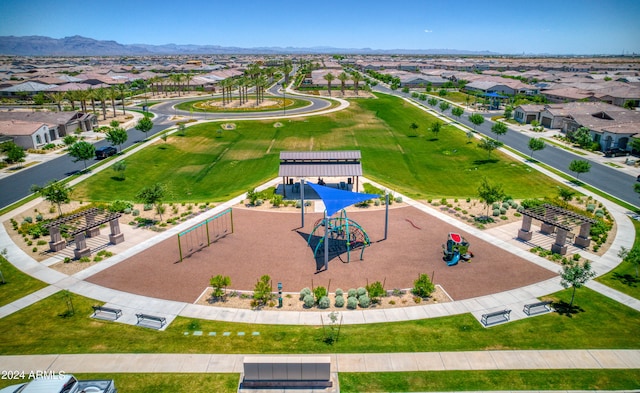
[553,300,585,318]
[569,179,584,187]
[612,272,639,287]
[109,176,125,182]
[427,137,439,142]
[472,158,499,165]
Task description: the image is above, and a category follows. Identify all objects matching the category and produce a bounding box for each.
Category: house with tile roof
[0,120,54,149]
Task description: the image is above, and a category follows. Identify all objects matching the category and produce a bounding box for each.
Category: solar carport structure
[278,150,363,197]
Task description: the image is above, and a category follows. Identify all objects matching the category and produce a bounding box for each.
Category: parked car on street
[95,146,117,159]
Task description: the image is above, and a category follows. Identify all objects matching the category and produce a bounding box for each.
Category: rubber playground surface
[86,206,556,303]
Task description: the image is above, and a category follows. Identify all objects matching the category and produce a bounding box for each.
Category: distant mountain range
[0,35,499,56]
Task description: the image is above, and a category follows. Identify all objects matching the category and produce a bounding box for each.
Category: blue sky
[1,0,639,55]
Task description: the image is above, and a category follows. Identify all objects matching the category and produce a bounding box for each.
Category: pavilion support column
[282,177,287,198]
[73,233,91,259]
[517,215,533,241]
[85,212,100,238]
[540,222,556,235]
[109,219,124,245]
[551,228,569,255]
[48,226,66,252]
[574,222,592,248]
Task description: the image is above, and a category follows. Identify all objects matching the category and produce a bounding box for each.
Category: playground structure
[177,208,233,262]
[307,209,370,263]
[442,232,471,266]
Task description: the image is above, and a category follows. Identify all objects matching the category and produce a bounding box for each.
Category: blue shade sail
[307,182,380,217]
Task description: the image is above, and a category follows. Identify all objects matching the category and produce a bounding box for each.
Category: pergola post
[85,211,100,238]
[109,219,124,245]
[73,233,91,259]
[48,226,66,252]
[574,222,592,248]
[517,215,533,241]
[551,227,569,255]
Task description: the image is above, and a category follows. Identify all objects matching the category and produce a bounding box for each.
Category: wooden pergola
[517,204,596,255]
[43,208,123,259]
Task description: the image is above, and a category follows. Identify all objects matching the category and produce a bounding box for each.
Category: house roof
[0,120,46,136]
[278,151,363,177]
[0,81,56,93]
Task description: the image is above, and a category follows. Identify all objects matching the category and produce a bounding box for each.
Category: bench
[523,300,553,316]
[240,356,332,389]
[91,305,122,320]
[136,313,166,328]
[481,309,511,326]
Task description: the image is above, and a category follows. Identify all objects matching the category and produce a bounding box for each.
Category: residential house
[0,120,53,149]
[0,111,96,137]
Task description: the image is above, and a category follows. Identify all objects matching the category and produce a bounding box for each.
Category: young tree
[560,259,596,308]
[104,127,128,153]
[528,137,546,159]
[365,281,385,304]
[135,183,166,221]
[68,141,95,170]
[431,121,442,139]
[427,97,438,107]
[477,138,500,159]
[618,246,640,278]
[477,177,505,218]
[112,159,127,180]
[31,180,72,216]
[569,159,591,179]
[2,142,26,164]
[438,101,450,113]
[210,274,231,301]
[409,122,419,136]
[569,126,592,148]
[135,116,154,140]
[503,106,513,120]
[252,274,272,308]
[466,131,475,143]
[468,113,485,130]
[556,187,576,207]
[490,121,508,141]
[451,106,464,119]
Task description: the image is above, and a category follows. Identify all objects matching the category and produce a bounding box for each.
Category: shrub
[303,294,315,308]
[35,214,43,222]
[335,288,344,297]
[313,286,327,302]
[295,200,302,208]
[37,240,46,246]
[32,247,38,253]
[143,204,153,211]
[395,196,403,203]
[502,202,510,209]
[335,295,345,307]
[318,296,330,309]
[23,216,33,223]
[586,204,596,212]
[466,197,471,203]
[492,202,500,209]
[492,209,500,216]
[366,281,385,303]
[359,295,371,308]
[255,199,263,206]
[109,200,133,213]
[299,287,311,301]
[347,288,357,298]
[412,273,435,298]
[500,207,507,214]
[374,199,381,206]
[346,296,358,309]
[132,209,140,216]
[356,287,367,298]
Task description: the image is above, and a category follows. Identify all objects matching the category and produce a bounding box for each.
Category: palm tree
[183,73,194,94]
[108,86,118,117]
[93,87,109,120]
[47,91,67,111]
[338,72,349,95]
[65,91,78,111]
[87,87,96,114]
[351,72,362,96]
[76,89,89,113]
[323,72,335,96]
[281,61,293,85]
[116,84,128,115]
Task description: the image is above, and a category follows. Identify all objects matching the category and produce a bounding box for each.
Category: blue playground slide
[447,251,460,266]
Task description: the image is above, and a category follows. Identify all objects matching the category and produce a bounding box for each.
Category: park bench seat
[136,313,166,328]
[91,305,122,320]
[481,309,511,326]
[523,300,553,316]
[240,355,332,389]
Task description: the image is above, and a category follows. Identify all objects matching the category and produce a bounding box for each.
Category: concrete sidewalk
[1,350,639,374]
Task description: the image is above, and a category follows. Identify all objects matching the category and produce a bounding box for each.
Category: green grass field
[0,254,48,307]
[74,93,561,202]
[1,287,637,356]
[597,218,640,299]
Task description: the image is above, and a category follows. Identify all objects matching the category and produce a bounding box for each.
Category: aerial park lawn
[74,93,560,203]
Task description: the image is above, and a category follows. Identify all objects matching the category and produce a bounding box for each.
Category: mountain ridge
[0,35,499,56]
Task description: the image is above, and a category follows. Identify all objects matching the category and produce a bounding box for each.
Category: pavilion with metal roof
[278,151,363,197]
